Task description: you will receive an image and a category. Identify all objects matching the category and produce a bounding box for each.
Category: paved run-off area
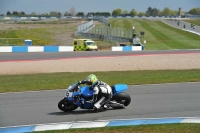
[0,53,200,75]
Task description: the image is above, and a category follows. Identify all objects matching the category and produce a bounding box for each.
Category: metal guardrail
[79,32,131,42]
[75,18,133,43]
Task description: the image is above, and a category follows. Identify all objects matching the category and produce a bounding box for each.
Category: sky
[0,0,199,15]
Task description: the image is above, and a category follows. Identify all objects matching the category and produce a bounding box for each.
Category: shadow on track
[48,108,118,115]
[48,110,98,115]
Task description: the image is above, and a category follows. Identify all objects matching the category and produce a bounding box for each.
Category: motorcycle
[58,83,131,112]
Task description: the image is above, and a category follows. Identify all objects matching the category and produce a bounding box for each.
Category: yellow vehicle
[72,39,98,51]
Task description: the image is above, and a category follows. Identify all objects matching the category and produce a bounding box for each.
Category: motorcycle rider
[77,74,113,112]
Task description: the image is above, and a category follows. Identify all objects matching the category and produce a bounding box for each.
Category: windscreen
[86,41,95,46]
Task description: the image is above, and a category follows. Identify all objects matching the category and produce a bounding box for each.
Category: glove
[77,80,83,85]
[77,80,86,85]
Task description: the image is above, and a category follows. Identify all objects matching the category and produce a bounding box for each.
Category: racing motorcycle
[58,83,131,112]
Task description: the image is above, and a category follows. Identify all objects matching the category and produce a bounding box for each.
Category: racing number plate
[66,92,73,97]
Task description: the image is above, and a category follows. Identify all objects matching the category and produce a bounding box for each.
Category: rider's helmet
[86,74,98,86]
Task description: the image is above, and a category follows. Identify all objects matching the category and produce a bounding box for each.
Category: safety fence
[79,33,131,43]
[75,20,95,34]
[98,17,109,25]
[75,19,133,43]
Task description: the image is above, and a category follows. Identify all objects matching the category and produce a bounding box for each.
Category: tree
[70,7,76,16]
[112,8,122,16]
[40,13,49,17]
[12,11,18,16]
[31,12,37,16]
[6,11,11,16]
[19,11,25,16]
[162,7,176,16]
[152,8,159,16]
[138,12,146,16]
[173,10,179,16]
[189,8,200,15]
[162,7,171,16]
[50,11,58,16]
[58,12,61,16]
[123,10,128,14]
[76,12,84,17]
[146,7,159,16]
[158,11,163,16]
[64,11,69,16]
[146,7,152,16]
[130,10,137,16]
[87,12,111,17]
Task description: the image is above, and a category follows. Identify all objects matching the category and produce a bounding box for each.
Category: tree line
[0,7,199,17]
[112,7,200,16]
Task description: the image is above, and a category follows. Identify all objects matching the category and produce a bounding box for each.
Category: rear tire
[112,92,131,108]
[58,99,78,112]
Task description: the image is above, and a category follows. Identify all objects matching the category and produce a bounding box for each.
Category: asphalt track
[0,50,200,61]
[0,82,200,127]
[162,19,200,33]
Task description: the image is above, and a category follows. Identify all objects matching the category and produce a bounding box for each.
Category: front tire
[58,99,78,112]
[112,92,131,108]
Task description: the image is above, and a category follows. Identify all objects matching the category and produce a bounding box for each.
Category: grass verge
[109,18,200,50]
[0,24,76,45]
[183,20,200,26]
[1,69,200,93]
[32,123,200,133]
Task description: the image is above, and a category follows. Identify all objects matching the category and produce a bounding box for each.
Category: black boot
[93,107,103,113]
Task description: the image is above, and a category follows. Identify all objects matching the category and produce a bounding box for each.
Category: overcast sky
[0,0,199,15]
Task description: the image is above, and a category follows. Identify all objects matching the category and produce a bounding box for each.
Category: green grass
[16,20,75,24]
[1,69,200,93]
[183,19,200,26]
[0,20,12,22]
[33,123,200,133]
[0,28,54,45]
[109,18,200,50]
[0,24,76,46]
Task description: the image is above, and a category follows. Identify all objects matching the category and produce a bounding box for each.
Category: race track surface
[1,82,200,127]
[0,50,200,61]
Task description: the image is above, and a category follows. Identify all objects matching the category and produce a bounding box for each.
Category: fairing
[113,84,128,94]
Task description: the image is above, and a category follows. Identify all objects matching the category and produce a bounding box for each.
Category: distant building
[178,8,185,17]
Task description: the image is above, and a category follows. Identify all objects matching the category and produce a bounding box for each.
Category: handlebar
[72,83,80,92]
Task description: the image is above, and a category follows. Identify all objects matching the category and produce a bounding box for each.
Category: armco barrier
[112,45,144,51]
[0,117,200,133]
[0,46,74,52]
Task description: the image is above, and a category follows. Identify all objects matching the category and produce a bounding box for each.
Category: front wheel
[111,92,131,109]
[58,99,78,112]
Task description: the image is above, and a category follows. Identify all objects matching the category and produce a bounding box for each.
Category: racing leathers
[78,80,113,111]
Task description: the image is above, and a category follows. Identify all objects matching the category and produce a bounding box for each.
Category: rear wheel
[111,92,131,109]
[58,99,78,112]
